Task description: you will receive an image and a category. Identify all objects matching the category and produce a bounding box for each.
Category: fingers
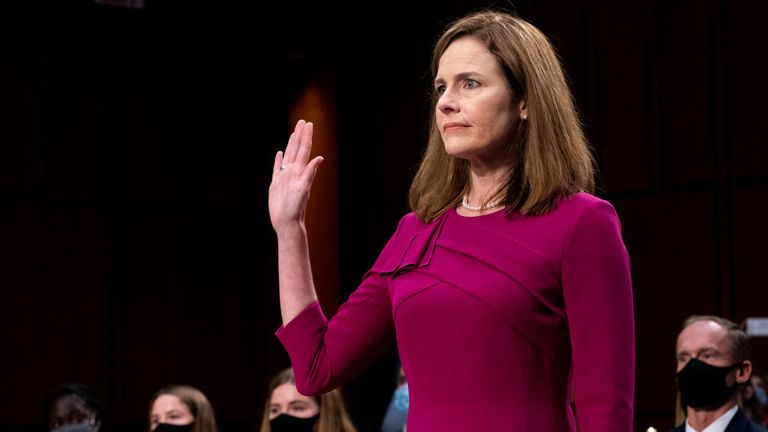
[283,120,305,164]
[272,151,284,181]
[295,121,314,165]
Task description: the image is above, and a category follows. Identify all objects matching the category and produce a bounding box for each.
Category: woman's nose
[437,90,458,114]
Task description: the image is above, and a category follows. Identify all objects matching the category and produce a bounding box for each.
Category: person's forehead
[152,394,188,413]
[271,383,314,405]
[437,37,497,74]
[677,320,730,352]
[52,396,91,416]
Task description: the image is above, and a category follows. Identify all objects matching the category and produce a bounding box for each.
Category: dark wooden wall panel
[0,1,281,430]
[0,61,33,197]
[36,3,113,201]
[728,3,768,180]
[0,205,108,424]
[112,211,266,428]
[617,192,718,429]
[594,1,651,193]
[657,1,714,187]
[733,184,768,319]
[536,0,590,100]
[733,184,768,382]
[0,3,33,198]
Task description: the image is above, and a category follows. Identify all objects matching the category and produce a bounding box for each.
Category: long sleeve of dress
[562,199,635,431]
[274,220,404,395]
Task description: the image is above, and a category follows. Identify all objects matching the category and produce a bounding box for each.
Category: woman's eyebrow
[434,71,487,85]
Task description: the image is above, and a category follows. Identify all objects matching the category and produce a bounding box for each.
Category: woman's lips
[443,122,469,132]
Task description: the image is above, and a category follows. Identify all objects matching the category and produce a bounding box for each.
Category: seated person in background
[149,385,218,432]
[671,315,768,432]
[260,368,356,432]
[381,366,408,432]
[743,375,767,426]
[44,383,102,432]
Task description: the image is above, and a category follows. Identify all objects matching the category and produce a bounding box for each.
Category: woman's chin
[443,143,473,159]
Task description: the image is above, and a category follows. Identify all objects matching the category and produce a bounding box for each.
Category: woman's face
[150,394,194,430]
[268,382,320,420]
[435,36,526,166]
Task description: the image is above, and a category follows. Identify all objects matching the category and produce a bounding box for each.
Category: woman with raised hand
[268,10,634,431]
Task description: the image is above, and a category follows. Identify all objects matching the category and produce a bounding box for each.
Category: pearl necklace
[461,195,503,212]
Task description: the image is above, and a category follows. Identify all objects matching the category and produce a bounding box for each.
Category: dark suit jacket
[670,408,768,432]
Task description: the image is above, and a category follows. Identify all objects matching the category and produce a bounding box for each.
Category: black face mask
[154,423,194,432]
[677,358,742,409]
[269,414,319,432]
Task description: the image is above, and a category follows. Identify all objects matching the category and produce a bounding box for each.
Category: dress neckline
[450,206,506,219]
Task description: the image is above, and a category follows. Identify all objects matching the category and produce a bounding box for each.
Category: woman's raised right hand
[268,120,324,233]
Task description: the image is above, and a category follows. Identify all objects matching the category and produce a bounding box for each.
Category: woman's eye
[435,85,446,95]
[464,79,478,89]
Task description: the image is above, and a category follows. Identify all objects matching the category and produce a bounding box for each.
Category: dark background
[1,0,766,431]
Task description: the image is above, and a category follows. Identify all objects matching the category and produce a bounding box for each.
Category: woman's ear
[518,98,528,120]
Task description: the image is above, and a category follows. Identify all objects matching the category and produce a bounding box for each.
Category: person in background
[44,383,102,432]
[381,366,408,432]
[743,374,767,426]
[149,385,218,432]
[671,315,767,432]
[260,368,357,432]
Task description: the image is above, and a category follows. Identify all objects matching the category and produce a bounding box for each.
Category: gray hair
[682,315,750,363]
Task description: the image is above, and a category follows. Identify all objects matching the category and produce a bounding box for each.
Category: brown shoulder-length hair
[259,368,357,432]
[409,10,595,222]
[149,385,218,432]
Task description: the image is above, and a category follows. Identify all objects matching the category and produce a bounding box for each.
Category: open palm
[268,120,324,232]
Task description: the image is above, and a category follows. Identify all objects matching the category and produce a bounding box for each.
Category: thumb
[301,156,324,187]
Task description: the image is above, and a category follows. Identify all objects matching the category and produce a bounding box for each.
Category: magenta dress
[276,193,634,431]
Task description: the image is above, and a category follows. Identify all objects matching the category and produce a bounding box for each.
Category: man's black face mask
[677,358,743,409]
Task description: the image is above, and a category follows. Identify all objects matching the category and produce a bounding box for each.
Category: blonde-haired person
[260,368,356,432]
[268,10,633,432]
[149,385,218,432]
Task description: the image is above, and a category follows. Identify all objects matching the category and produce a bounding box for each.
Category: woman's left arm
[562,199,635,431]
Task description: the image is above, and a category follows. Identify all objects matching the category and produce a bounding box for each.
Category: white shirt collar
[685,405,739,432]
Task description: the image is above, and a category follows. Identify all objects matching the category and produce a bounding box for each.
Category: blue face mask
[755,385,768,406]
[51,421,98,432]
[394,383,409,413]
[381,384,409,432]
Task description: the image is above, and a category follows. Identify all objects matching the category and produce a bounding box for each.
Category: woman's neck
[465,161,510,204]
